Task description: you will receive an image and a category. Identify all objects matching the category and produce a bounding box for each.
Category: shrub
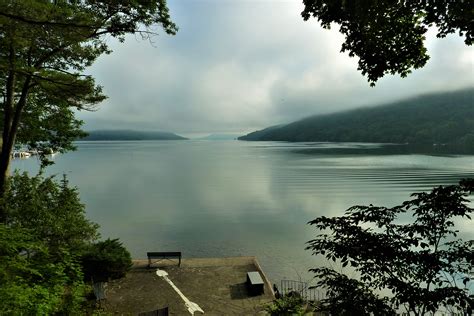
[265,293,306,316]
[81,238,132,282]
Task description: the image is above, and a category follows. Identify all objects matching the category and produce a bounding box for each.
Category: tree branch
[0,11,98,29]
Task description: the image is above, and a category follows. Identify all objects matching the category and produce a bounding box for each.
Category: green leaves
[81,238,132,282]
[310,268,395,315]
[0,224,88,315]
[0,170,135,313]
[6,172,100,257]
[0,172,102,313]
[265,293,305,315]
[301,0,472,85]
[307,179,474,314]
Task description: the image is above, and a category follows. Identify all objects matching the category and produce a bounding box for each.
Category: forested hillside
[83,130,187,141]
[239,89,473,146]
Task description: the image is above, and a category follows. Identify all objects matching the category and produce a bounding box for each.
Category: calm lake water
[12,141,474,283]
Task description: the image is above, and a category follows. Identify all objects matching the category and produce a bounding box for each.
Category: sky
[79,0,474,137]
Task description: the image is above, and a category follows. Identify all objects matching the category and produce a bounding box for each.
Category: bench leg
[178,256,181,267]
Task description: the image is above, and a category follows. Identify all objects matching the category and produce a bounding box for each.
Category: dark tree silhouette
[301,0,472,85]
[307,179,474,315]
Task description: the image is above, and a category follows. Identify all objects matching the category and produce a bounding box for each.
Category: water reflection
[12,141,474,282]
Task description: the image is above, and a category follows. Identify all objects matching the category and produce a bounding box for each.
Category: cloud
[79,0,474,135]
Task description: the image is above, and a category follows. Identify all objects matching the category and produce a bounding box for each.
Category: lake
[12,141,474,283]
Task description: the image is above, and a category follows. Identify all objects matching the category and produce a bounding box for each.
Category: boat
[12,151,31,158]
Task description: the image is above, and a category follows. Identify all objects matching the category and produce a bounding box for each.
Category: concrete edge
[252,257,275,298]
[132,256,259,268]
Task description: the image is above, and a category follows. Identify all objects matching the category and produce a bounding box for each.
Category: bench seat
[246,271,264,295]
[147,251,181,267]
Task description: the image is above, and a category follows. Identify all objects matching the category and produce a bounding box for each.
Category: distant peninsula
[239,88,473,146]
[82,130,188,141]
[197,134,240,140]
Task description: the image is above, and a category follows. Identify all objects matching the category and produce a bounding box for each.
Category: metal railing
[279,279,325,302]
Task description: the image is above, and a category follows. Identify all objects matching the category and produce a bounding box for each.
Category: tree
[5,172,99,257]
[2,171,99,311]
[301,0,472,85]
[0,225,65,314]
[0,168,135,313]
[0,0,177,221]
[307,179,474,315]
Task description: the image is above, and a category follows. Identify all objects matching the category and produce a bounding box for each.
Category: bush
[265,293,306,316]
[81,238,132,282]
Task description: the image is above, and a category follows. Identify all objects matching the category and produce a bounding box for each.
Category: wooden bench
[246,271,264,295]
[147,251,181,268]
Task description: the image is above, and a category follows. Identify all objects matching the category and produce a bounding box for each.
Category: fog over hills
[239,89,474,146]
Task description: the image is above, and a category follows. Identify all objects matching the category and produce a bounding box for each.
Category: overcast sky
[79,0,474,137]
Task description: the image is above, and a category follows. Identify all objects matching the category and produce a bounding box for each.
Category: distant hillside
[239,89,474,146]
[83,130,187,141]
[197,134,240,140]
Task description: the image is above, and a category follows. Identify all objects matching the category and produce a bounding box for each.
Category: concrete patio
[101,256,275,315]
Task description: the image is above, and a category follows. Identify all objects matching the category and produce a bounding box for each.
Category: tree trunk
[0,148,12,223]
[0,43,16,223]
[0,73,31,223]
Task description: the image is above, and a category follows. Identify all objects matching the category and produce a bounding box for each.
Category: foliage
[81,238,132,282]
[306,179,474,315]
[17,92,89,168]
[265,293,306,316]
[312,269,395,315]
[0,224,89,314]
[239,88,474,146]
[5,171,99,256]
[0,172,102,313]
[301,0,472,85]
[0,0,178,220]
